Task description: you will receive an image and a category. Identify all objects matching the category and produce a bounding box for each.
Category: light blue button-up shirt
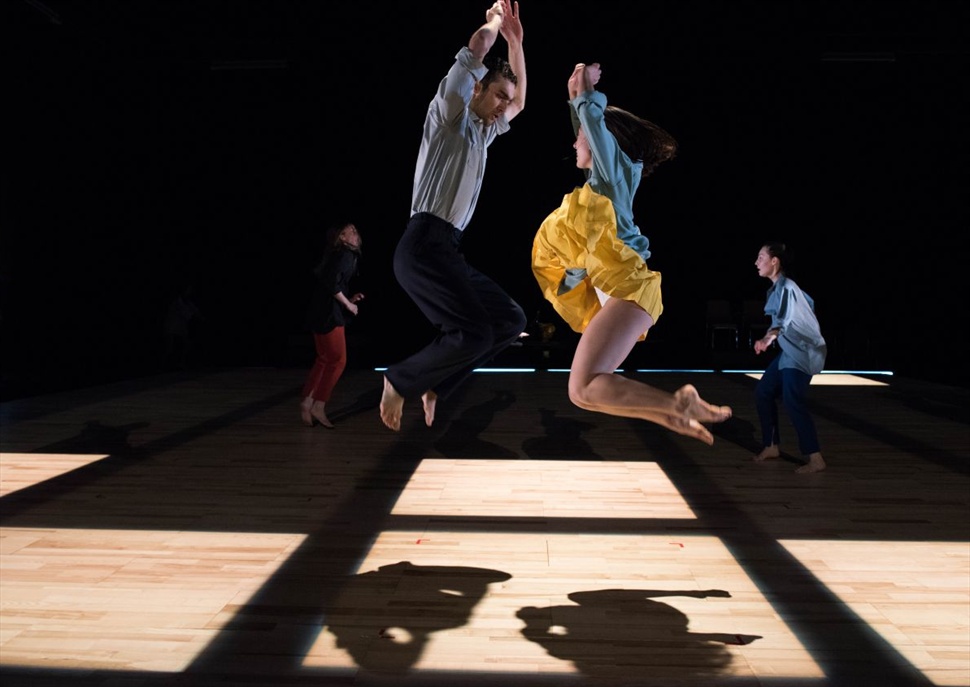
[410,47,511,232]
[559,90,651,293]
[765,274,827,375]
[570,89,651,261]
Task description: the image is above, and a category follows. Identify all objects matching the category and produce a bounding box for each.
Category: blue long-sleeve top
[570,90,651,262]
[765,274,827,375]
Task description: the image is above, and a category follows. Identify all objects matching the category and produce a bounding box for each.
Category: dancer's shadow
[517,589,761,678]
[2,420,151,519]
[42,419,151,455]
[712,414,760,453]
[328,385,383,423]
[435,390,519,458]
[325,561,511,674]
[522,407,603,460]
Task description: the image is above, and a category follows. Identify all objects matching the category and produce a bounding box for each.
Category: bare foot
[662,384,732,444]
[300,396,314,427]
[380,376,404,431]
[310,401,334,428]
[421,390,437,427]
[675,384,733,423]
[678,418,716,445]
[795,452,826,474]
[753,445,780,462]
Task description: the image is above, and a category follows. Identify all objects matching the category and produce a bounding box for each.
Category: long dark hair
[603,105,678,179]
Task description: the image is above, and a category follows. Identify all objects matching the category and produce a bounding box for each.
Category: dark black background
[3,0,968,400]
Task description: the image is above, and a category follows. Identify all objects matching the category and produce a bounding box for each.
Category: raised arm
[500,0,526,121]
[567,62,600,100]
[469,1,506,60]
[568,63,621,182]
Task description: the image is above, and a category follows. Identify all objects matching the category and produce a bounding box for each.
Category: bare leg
[310,401,334,428]
[300,395,314,427]
[796,451,826,474]
[380,376,404,431]
[422,390,438,427]
[753,445,780,462]
[568,299,732,445]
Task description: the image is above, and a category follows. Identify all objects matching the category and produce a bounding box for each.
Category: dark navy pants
[386,212,527,400]
[755,356,821,455]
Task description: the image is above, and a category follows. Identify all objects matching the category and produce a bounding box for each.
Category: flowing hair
[603,105,678,178]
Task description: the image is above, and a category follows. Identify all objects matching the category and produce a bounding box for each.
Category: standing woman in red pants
[300,221,364,428]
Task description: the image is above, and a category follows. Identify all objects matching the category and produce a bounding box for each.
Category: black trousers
[386,212,527,399]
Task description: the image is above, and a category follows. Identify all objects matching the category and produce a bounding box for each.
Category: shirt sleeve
[570,90,625,186]
[433,47,488,126]
[772,287,793,332]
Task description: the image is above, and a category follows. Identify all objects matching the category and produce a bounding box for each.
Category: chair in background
[705,299,739,349]
[742,298,770,348]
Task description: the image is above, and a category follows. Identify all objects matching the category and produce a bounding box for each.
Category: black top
[303,247,359,334]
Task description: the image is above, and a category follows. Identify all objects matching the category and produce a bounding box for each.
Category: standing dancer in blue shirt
[533,62,732,444]
[752,242,827,473]
[381,1,527,431]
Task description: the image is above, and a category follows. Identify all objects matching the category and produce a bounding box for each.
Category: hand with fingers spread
[499,0,523,45]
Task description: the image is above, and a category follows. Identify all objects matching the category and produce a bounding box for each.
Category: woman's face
[755,247,778,279]
[339,225,361,248]
[574,127,592,170]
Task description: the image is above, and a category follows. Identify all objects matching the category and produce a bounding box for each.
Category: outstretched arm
[500,0,526,121]
[469,1,506,60]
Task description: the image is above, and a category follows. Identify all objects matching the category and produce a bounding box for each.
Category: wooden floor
[1,365,968,687]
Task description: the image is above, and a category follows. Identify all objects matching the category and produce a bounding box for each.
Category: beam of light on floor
[389,458,697,519]
[303,531,822,679]
[0,452,110,497]
[779,539,970,686]
[300,460,822,678]
[0,527,307,672]
[743,373,891,386]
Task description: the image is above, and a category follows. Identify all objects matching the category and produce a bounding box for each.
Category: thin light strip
[723,369,894,376]
[373,367,537,373]
[374,367,895,376]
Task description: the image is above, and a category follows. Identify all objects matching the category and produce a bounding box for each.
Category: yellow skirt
[532,184,663,341]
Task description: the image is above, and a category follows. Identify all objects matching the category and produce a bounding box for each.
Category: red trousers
[301,327,347,402]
